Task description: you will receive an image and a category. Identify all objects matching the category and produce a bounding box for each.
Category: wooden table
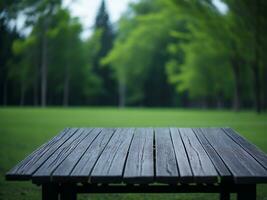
[6,128,267,200]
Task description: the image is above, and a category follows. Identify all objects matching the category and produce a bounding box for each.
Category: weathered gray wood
[6,128,70,177]
[70,128,115,182]
[33,128,93,181]
[223,127,267,170]
[169,127,193,183]
[123,128,154,183]
[6,128,77,180]
[90,128,135,183]
[52,128,103,181]
[6,127,267,185]
[179,128,218,183]
[155,128,179,182]
[202,128,267,183]
[193,128,232,180]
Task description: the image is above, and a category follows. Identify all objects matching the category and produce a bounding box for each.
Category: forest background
[1,0,267,113]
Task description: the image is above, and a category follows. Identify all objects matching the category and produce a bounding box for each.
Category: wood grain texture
[193,128,231,180]
[223,127,267,170]
[70,128,115,182]
[179,128,218,183]
[155,128,179,182]
[170,127,193,183]
[52,128,103,181]
[6,127,267,185]
[6,128,77,180]
[32,128,93,181]
[90,128,135,183]
[123,128,154,183]
[202,128,267,183]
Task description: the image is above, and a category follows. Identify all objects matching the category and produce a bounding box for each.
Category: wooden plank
[169,128,193,183]
[52,128,103,181]
[90,128,135,183]
[223,127,267,170]
[123,128,154,183]
[69,128,115,182]
[179,128,218,183]
[193,128,232,180]
[6,128,70,179]
[202,128,267,183]
[32,128,93,182]
[6,128,77,180]
[155,128,179,183]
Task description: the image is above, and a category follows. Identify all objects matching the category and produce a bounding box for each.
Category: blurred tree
[11,35,38,105]
[166,0,253,110]
[223,0,267,112]
[91,0,116,105]
[46,9,87,106]
[0,18,20,105]
[103,0,176,107]
[8,0,62,106]
[83,30,104,104]
[0,0,22,106]
[1,0,267,111]
[9,6,89,106]
[164,0,226,107]
[168,27,233,107]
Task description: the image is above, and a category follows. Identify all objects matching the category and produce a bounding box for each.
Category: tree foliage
[1,0,267,112]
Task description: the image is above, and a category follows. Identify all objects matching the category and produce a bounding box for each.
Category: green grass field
[0,107,267,200]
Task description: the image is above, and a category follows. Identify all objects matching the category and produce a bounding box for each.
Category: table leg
[220,191,230,200]
[237,184,256,200]
[220,181,230,200]
[60,183,77,200]
[42,183,59,200]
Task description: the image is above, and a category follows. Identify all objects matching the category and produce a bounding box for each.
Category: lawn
[0,107,267,200]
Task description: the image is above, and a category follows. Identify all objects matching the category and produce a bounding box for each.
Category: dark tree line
[0,0,267,112]
[0,0,116,107]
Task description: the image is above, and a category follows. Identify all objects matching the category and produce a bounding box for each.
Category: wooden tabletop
[6,128,267,184]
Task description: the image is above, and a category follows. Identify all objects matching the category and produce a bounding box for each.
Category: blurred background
[1,0,267,112]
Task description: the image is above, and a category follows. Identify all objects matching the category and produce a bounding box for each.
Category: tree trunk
[33,58,39,106]
[63,32,71,107]
[216,91,223,109]
[20,82,25,106]
[264,66,267,110]
[252,60,261,113]
[252,0,262,113]
[41,19,48,107]
[201,97,208,109]
[63,64,70,107]
[33,77,38,106]
[231,57,242,111]
[118,76,126,108]
[3,79,8,106]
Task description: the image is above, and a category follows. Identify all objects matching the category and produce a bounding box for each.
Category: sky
[62,0,134,38]
[213,0,228,13]
[63,0,227,39]
[15,0,227,38]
